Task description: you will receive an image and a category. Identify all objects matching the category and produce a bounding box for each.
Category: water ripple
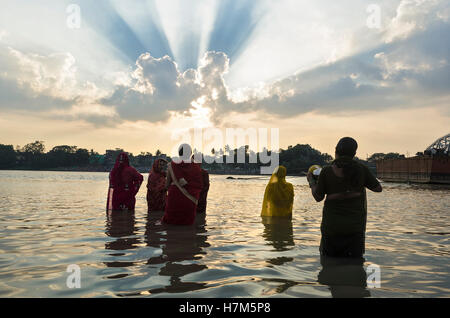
[0,170,448,297]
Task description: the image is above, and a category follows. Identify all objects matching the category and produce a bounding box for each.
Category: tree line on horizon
[0,140,405,174]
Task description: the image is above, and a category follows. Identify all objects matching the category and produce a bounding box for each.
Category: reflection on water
[144,212,209,294]
[105,212,139,269]
[318,256,370,298]
[0,171,449,297]
[262,217,294,266]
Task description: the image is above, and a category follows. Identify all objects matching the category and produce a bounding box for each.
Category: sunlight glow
[154,0,219,70]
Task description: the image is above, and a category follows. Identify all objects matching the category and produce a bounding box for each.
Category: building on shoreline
[376,134,450,184]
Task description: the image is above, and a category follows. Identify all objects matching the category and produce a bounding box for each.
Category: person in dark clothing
[307,137,382,257]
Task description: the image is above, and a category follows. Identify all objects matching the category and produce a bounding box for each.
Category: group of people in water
[106,144,210,225]
[106,137,382,258]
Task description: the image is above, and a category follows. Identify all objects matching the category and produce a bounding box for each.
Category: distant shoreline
[0,168,307,177]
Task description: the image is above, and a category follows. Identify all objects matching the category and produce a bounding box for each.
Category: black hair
[336,137,358,158]
[334,137,361,190]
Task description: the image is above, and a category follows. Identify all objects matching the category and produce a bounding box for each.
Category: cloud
[49,103,120,127]
[0,42,117,124]
[383,0,450,42]
[99,15,450,125]
[101,51,231,123]
[223,0,384,89]
[0,30,7,41]
[0,76,73,112]
[235,20,450,118]
[7,48,77,97]
[0,44,77,111]
[1,0,449,129]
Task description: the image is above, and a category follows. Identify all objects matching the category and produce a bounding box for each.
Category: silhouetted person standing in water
[307,137,382,257]
[107,152,143,213]
[162,144,203,225]
[147,158,168,212]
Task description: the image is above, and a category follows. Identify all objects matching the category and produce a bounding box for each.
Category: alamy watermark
[66,264,81,289]
[366,264,381,288]
[170,128,279,175]
[64,262,381,290]
[66,3,381,30]
[66,4,81,29]
[366,4,381,29]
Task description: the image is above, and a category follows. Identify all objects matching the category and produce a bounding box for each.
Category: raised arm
[307,172,325,202]
[369,183,383,193]
[363,165,383,193]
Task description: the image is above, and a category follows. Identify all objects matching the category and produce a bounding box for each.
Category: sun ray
[153,0,222,71]
[109,0,174,59]
[207,0,268,64]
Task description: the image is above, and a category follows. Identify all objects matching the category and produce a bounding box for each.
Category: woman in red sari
[107,152,143,212]
[146,159,168,212]
[162,144,203,225]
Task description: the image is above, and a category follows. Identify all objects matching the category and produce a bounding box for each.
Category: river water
[0,170,448,297]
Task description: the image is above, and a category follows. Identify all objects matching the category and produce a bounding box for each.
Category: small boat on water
[376,134,450,184]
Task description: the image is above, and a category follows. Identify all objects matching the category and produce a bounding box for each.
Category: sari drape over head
[162,159,203,225]
[107,152,143,212]
[261,166,294,217]
[146,159,167,212]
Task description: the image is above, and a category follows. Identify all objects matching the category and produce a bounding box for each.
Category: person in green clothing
[307,137,382,257]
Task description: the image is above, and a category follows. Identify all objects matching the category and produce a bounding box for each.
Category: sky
[0,0,449,158]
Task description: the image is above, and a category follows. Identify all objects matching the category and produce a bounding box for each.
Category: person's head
[334,138,362,190]
[270,166,287,183]
[335,137,358,159]
[116,152,129,166]
[111,152,129,186]
[178,144,192,161]
[275,166,287,179]
[153,158,167,172]
[159,159,167,170]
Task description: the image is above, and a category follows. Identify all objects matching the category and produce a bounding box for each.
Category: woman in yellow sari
[261,166,294,217]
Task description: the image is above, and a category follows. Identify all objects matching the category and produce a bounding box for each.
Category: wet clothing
[107,152,143,212]
[162,160,203,225]
[147,159,167,212]
[261,166,294,217]
[315,158,380,257]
